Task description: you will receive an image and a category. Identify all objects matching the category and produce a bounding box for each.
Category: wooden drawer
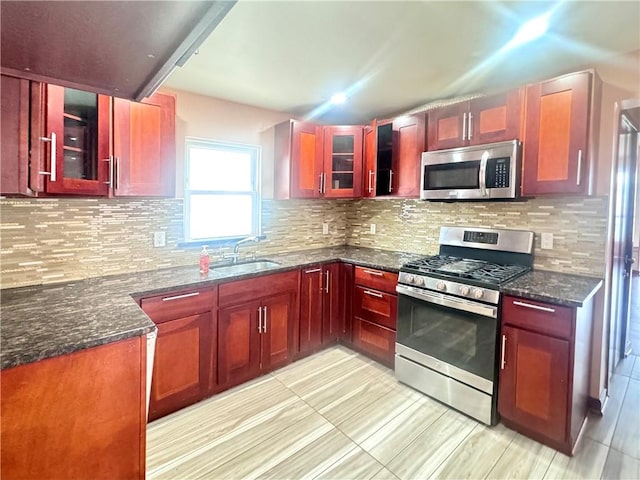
[141,287,217,324]
[502,295,573,339]
[218,270,299,307]
[352,317,396,367]
[353,286,397,330]
[354,266,398,294]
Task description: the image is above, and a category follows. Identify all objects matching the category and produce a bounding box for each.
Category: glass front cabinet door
[40,84,111,195]
[322,126,363,198]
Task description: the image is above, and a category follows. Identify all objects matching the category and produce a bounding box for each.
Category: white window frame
[184,138,261,243]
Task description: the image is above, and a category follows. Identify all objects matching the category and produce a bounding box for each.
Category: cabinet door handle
[363,289,384,298]
[388,170,393,193]
[468,112,473,140]
[363,269,384,277]
[324,270,330,293]
[258,306,263,333]
[512,300,556,313]
[162,292,200,302]
[500,334,507,370]
[323,173,327,193]
[319,174,323,194]
[368,170,375,193]
[263,306,268,332]
[114,156,120,190]
[576,149,583,186]
[103,155,114,186]
[462,113,467,141]
[304,268,322,274]
[39,132,57,182]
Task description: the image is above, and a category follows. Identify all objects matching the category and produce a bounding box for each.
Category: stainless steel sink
[211,260,280,276]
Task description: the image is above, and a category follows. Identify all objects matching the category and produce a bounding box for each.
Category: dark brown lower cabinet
[498,325,570,443]
[498,294,594,455]
[299,265,324,355]
[298,262,347,356]
[140,287,217,421]
[217,300,262,386]
[352,316,396,367]
[218,270,299,389]
[350,267,399,367]
[1,336,147,479]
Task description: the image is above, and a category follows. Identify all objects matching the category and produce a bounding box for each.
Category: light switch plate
[541,232,553,250]
[153,231,166,247]
[370,224,377,234]
[322,223,329,235]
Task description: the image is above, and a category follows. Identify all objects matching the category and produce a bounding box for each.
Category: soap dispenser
[199,246,210,275]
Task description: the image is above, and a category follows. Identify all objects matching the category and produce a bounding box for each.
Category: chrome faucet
[230,235,260,263]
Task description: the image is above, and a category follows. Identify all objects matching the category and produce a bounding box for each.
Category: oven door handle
[396,284,497,318]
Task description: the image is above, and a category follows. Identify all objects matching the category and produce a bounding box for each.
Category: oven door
[395,284,498,394]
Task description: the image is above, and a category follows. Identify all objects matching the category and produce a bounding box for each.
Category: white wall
[159,87,290,198]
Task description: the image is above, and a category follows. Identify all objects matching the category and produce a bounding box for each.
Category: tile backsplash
[0,195,607,289]
[0,198,349,289]
[346,196,609,276]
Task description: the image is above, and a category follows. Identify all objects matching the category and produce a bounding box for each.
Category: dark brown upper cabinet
[274,119,323,199]
[522,71,600,196]
[1,77,176,197]
[363,113,426,198]
[427,89,523,151]
[0,1,235,101]
[274,121,364,199]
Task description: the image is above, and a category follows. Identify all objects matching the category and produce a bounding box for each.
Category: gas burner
[401,255,530,287]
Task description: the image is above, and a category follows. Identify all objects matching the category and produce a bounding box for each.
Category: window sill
[177,235,266,249]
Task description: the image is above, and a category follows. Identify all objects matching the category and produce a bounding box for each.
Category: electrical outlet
[153,231,166,248]
[541,232,553,250]
[322,223,329,235]
[370,224,377,234]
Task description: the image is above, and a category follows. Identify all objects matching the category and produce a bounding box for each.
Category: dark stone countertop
[1,246,421,370]
[502,270,603,308]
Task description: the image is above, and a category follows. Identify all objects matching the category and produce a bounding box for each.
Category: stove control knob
[416,277,425,286]
[473,289,484,299]
[459,286,470,296]
[406,274,415,284]
[436,281,447,291]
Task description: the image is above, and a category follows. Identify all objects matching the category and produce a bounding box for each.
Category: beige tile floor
[147,344,639,480]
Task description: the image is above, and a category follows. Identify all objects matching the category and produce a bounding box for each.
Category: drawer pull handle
[363,269,384,277]
[512,300,555,313]
[162,292,200,302]
[304,268,322,274]
[364,289,384,298]
[501,335,507,370]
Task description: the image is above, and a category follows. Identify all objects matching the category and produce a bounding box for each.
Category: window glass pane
[188,147,252,191]
[189,194,253,240]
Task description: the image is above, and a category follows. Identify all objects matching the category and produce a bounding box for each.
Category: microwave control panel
[486,157,510,188]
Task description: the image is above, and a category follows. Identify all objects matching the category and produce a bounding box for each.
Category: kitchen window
[184,138,261,242]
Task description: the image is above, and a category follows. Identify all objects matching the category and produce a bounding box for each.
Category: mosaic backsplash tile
[0,198,349,289]
[345,196,609,277]
[0,195,607,289]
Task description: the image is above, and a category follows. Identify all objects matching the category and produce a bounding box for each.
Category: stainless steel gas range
[395,226,534,425]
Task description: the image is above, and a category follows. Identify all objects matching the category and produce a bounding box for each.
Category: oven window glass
[396,293,497,381]
[423,160,480,190]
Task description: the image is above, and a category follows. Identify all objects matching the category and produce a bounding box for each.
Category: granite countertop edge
[1,246,419,371]
[501,270,604,308]
[2,246,605,370]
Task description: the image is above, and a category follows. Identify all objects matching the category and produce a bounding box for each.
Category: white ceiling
[164,0,640,124]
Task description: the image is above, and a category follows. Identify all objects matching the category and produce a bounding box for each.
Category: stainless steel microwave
[420,140,522,200]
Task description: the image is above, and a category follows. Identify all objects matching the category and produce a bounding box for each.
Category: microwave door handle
[479,155,488,197]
